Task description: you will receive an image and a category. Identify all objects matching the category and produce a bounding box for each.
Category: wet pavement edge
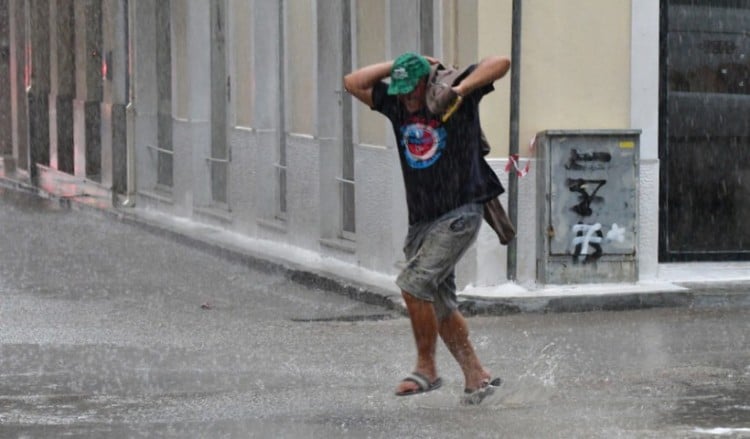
[3,175,750,317]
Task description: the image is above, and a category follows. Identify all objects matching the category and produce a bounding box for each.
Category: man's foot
[462,377,502,405]
[395,372,443,396]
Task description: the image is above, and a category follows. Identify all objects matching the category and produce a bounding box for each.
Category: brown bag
[483,197,515,245]
[479,123,514,245]
[426,63,516,245]
[426,63,469,117]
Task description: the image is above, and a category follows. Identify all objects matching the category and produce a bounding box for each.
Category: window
[660,0,750,259]
[276,0,288,219]
[341,0,355,238]
[155,0,173,189]
[209,0,229,206]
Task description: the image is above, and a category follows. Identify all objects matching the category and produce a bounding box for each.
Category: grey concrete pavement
[3,172,750,318]
[1,181,750,438]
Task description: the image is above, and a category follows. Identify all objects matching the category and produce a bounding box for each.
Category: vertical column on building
[252,0,282,222]
[8,0,27,176]
[129,0,157,194]
[184,1,211,211]
[317,0,354,242]
[0,0,13,171]
[73,0,102,181]
[49,0,75,174]
[25,0,50,181]
[100,0,127,194]
[317,0,342,240]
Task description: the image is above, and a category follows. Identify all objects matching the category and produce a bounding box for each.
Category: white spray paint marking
[571,223,602,262]
[606,223,626,243]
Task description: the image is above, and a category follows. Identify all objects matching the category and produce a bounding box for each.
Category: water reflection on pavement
[0,188,749,438]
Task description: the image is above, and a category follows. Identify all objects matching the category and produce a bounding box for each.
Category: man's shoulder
[371,81,396,113]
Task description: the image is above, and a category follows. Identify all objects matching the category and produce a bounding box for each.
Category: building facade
[0,0,746,292]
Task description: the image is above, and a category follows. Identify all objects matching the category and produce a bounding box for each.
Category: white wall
[631,0,660,280]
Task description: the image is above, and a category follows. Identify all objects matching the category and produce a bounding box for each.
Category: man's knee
[433,299,457,322]
[402,289,431,303]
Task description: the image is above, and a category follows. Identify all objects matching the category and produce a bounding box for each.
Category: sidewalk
[3,171,750,316]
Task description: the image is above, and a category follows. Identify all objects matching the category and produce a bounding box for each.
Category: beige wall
[172,0,189,120]
[520,0,632,155]
[352,0,632,158]
[355,1,387,147]
[230,0,254,129]
[287,0,315,135]
[477,0,632,158]
[477,0,512,158]
[442,0,479,68]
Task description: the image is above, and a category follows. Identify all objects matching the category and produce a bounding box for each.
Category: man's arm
[452,56,511,97]
[343,61,394,108]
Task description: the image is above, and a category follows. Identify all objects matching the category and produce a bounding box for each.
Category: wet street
[0,188,749,438]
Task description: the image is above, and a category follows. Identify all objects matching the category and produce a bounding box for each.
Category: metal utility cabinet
[536,130,641,284]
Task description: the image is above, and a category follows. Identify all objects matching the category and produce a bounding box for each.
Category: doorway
[660,0,750,261]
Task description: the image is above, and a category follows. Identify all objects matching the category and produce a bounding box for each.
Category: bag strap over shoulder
[426,63,472,115]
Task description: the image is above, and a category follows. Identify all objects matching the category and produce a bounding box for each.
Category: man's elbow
[489,56,511,80]
[343,74,372,106]
[343,74,357,94]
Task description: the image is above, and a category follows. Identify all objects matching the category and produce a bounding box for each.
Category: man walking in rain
[343,52,510,405]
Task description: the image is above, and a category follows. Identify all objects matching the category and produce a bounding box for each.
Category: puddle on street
[290,314,396,323]
[668,384,750,432]
[0,187,67,212]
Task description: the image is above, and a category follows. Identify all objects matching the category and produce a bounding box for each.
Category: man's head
[388,52,430,96]
[389,52,431,112]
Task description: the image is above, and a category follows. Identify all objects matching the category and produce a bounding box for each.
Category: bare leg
[438,309,492,390]
[396,290,440,394]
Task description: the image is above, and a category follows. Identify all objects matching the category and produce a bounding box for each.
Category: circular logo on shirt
[400,118,446,169]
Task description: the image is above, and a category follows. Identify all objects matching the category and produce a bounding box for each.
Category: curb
[459,284,750,316]
[459,291,693,315]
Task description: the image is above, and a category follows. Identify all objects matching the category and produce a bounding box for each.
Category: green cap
[388,52,430,95]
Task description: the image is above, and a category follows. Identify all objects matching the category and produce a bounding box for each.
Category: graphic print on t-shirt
[400,116,447,169]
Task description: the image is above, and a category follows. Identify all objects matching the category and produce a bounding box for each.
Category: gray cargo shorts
[396,203,483,321]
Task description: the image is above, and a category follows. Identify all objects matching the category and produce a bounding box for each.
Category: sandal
[395,372,443,396]
[462,377,502,405]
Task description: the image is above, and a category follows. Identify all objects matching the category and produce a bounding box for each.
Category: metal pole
[507,0,522,281]
[122,0,136,207]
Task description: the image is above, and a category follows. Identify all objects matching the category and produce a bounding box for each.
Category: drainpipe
[507,0,522,281]
[121,0,135,207]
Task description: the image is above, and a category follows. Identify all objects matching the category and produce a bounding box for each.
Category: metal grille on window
[209,0,228,206]
[276,0,287,219]
[339,177,355,237]
[275,162,287,218]
[155,0,172,189]
[340,0,355,239]
[340,115,355,237]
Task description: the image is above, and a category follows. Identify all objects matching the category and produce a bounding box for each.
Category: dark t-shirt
[371,66,504,225]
